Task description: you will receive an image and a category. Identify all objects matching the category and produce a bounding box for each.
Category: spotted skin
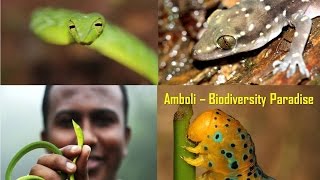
[183,109,275,180]
[192,0,320,78]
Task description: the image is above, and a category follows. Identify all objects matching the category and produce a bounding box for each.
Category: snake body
[30,8,158,84]
[5,141,65,180]
[5,120,84,180]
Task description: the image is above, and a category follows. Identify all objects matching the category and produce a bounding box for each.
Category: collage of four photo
[1,0,320,179]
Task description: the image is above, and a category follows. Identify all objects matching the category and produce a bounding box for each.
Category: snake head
[69,13,105,45]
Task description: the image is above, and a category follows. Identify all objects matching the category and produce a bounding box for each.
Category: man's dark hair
[42,85,129,130]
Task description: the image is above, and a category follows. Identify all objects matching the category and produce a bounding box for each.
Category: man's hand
[29,145,91,180]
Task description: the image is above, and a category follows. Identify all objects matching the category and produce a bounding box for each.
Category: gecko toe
[287,55,310,78]
[272,55,309,78]
[272,60,289,75]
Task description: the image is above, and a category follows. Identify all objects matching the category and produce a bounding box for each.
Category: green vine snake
[30,7,158,84]
[5,120,84,180]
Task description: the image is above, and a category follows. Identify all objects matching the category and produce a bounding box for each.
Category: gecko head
[69,13,105,45]
[193,6,270,61]
[192,9,242,60]
[192,27,239,60]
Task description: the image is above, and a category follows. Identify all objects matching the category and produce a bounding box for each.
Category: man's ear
[41,130,48,141]
[123,127,131,157]
[41,130,51,153]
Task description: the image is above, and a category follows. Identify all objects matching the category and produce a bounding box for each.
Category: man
[30,85,131,180]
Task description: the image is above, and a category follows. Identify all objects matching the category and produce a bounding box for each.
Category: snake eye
[95,23,103,27]
[217,35,236,50]
[69,25,76,29]
[69,20,76,30]
[93,19,104,34]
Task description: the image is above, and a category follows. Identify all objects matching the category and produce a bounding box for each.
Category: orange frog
[183,109,275,180]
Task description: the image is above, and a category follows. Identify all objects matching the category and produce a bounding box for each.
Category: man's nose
[81,120,98,146]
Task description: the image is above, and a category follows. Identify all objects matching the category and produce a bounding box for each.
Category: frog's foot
[183,144,203,154]
[181,155,204,167]
[198,170,216,180]
[272,53,310,78]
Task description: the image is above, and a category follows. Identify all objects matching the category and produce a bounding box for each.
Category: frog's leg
[197,170,216,180]
[182,155,205,166]
[184,143,204,153]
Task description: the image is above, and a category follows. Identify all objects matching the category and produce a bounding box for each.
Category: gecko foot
[272,53,310,78]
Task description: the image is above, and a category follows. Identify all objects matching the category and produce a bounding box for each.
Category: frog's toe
[182,156,204,167]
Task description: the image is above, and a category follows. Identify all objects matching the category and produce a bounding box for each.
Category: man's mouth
[87,155,104,170]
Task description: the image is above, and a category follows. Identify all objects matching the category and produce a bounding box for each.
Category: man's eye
[96,117,114,126]
[56,118,73,128]
[93,115,117,126]
[55,115,74,128]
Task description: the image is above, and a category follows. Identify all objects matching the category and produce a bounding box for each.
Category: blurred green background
[1,85,157,179]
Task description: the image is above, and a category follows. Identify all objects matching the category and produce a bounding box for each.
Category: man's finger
[75,145,91,179]
[60,145,82,159]
[29,163,63,180]
[37,154,76,174]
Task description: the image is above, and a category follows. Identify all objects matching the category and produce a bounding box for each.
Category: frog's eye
[216,35,236,50]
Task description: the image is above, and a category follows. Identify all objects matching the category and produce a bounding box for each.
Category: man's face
[42,85,130,180]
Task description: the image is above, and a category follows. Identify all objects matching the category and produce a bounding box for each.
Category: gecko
[192,0,320,78]
[183,109,275,180]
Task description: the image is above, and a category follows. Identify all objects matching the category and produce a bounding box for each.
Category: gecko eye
[69,25,76,29]
[217,35,236,50]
